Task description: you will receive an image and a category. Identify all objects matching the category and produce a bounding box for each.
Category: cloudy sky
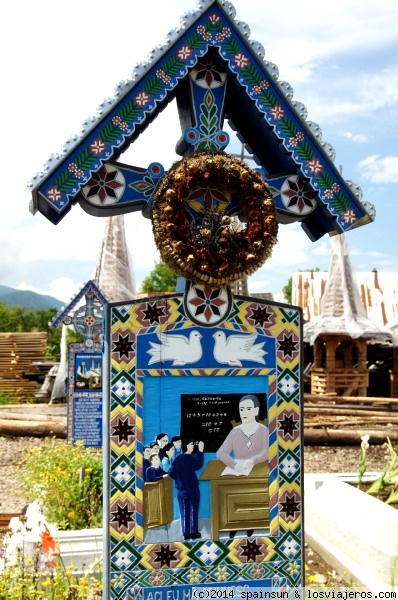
[2,0,398,304]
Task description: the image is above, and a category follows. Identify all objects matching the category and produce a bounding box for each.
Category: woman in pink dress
[216,394,268,538]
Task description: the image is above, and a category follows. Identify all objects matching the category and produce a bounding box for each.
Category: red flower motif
[269,105,285,121]
[234,52,249,69]
[306,158,324,175]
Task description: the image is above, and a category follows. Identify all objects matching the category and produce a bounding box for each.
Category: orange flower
[40,525,59,554]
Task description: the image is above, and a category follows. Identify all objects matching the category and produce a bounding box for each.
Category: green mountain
[0,285,64,311]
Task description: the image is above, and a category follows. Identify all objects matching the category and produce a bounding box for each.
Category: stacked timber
[0,403,66,437]
[304,393,398,445]
[0,333,47,400]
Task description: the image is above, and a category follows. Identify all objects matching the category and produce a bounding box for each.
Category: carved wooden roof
[292,234,396,344]
[29,0,374,245]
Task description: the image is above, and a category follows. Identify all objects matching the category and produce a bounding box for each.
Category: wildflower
[40,526,59,554]
[361,434,370,450]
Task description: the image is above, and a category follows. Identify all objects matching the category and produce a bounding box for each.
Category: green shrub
[18,438,102,530]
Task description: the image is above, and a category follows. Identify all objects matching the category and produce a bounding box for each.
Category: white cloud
[341,131,369,144]
[357,154,398,183]
[17,278,83,304]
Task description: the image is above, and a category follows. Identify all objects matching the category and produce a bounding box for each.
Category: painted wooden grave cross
[29,1,375,598]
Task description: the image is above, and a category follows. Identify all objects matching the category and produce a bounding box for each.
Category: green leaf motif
[278,118,298,139]
[162,55,183,77]
[119,101,141,123]
[55,170,79,193]
[267,185,280,197]
[242,63,262,87]
[197,139,216,151]
[75,148,94,171]
[199,91,218,137]
[316,173,335,190]
[295,141,314,161]
[129,176,155,197]
[143,76,165,96]
[329,192,350,213]
[222,38,240,56]
[206,20,223,33]
[100,122,122,144]
[186,33,204,50]
[258,90,278,108]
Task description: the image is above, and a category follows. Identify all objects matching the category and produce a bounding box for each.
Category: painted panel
[105,292,303,598]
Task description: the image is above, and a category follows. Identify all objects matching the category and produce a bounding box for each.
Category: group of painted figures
[143,394,269,541]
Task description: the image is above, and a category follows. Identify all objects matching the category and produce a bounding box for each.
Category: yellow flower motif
[287,560,300,575]
[215,566,228,581]
[111,573,127,587]
[187,568,201,583]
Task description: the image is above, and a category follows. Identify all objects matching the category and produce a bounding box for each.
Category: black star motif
[142,302,166,324]
[85,165,123,201]
[249,305,273,327]
[111,503,134,528]
[239,539,263,562]
[280,493,300,518]
[278,333,298,358]
[278,414,298,438]
[112,417,135,443]
[154,544,178,568]
[113,333,135,360]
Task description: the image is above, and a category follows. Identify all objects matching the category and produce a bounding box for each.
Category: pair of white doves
[147,330,267,367]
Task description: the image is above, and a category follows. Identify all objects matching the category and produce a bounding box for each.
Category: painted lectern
[29,1,375,598]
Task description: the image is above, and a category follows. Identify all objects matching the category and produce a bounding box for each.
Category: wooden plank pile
[0,333,48,400]
[304,393,398,444]
[0,403,66,437]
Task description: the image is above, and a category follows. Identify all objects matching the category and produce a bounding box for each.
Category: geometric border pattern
[105,293,303,598]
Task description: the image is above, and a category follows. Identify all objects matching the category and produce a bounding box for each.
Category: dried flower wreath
[151,150,278,287]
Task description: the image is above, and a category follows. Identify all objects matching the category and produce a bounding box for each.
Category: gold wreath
[151,151,278,287]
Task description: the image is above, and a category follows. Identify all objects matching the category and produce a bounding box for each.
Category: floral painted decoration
[151,150,278,287]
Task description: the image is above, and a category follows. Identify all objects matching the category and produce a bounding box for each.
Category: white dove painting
[212,331,267,367]
[147,330,203,366]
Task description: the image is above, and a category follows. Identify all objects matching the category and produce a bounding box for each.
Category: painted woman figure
[169,438,204,541]
[216,394,268,473]
[216,394,268,538]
